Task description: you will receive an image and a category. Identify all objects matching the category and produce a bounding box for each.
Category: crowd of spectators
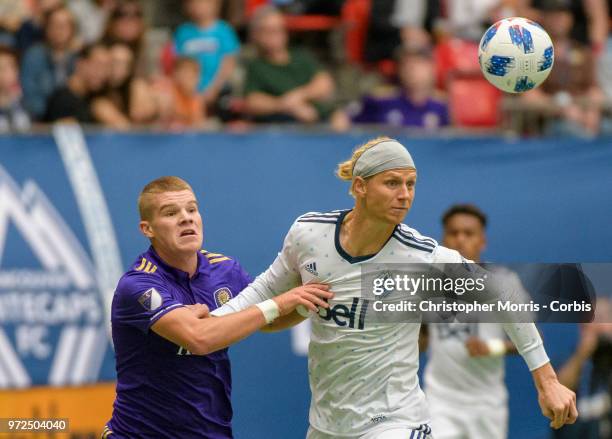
[0,0,610,135]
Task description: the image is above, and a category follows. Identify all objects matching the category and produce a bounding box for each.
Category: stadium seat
[341,0,371,64]
[434,39,481,91]
[245,0,269,17]
[448,74,502,127]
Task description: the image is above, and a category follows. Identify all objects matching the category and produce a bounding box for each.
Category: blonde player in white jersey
[211,137,578,438]
[422,204,519,439]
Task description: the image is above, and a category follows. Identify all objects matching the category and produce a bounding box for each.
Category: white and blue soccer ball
[478,17,554,93]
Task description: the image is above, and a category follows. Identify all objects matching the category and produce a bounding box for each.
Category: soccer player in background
[103,176,331,438]
[553,297,612,439]
[422,204,519,439]
[212,137,578,438]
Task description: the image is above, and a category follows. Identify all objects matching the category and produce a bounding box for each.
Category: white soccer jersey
[424,322,508,408]
[212,210,549,437]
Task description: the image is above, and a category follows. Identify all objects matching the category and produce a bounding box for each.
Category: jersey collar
[146,246,209,282]
[334,209,398,264]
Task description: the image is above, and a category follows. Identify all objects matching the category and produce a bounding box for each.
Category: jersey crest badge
[138,287,162,311]
[214,287,233,307]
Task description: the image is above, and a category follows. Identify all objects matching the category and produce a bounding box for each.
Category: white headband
[353,140,415,178]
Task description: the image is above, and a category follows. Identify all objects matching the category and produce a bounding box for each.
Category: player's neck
[340,209,395,257]
[154,246,198,278]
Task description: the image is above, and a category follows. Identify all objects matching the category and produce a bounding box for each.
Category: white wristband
[486,339,507,356]
[255,299,280,324]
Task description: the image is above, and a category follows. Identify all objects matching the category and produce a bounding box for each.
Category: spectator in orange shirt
[154,56,206,129]
[165,56,206,129]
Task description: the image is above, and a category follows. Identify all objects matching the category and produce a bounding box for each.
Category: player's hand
[185,303,210,319]
[465,337,490,357]
[533,363,578,429]
[273,284,333,316]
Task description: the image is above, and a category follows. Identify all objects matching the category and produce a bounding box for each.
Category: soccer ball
[478,17,554,93]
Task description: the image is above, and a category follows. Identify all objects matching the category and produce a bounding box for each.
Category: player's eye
[165,210,176,216]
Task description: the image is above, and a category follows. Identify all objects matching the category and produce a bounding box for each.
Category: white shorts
[428,398,507,439]
[306,424,433,439]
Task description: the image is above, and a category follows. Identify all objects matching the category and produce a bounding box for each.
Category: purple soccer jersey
[350,93,450,129]
[106,247,252,438]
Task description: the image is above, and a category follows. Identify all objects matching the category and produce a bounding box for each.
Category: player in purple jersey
[103,176,331,438]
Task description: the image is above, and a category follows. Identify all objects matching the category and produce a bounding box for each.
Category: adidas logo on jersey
[304,261,318,276]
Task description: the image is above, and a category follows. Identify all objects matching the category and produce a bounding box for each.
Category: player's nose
[397,184,410,200]
[178,209,195,223]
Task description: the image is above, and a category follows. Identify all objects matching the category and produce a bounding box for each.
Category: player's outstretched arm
[502,322,578,429]
[152,284,331,355]
[213,223,303,316]
[532,362,578,429]
[261,310,306,332]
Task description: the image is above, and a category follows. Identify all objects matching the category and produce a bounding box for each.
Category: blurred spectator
[14,0,64,53]
[69,0,116,45]
[391,0,436,50]
[441,0,505,41]
[173,0,240,104]
[526,0,611,99]
[553,299,612,439]
[45,43,110,123]
[90,42,157,128]
[20,5,78,120]
[243,6,345,127]
[527,0,609,48]
[523,0,604,136]
[156,56,206,129]
[348,47,449,129]
[103,0,146,72]
[363,0,401,63]
[0,46,30,133]
[596,0,612,101]
[0,0,29,48]
[90,42,157,129]
[393,0,505,47]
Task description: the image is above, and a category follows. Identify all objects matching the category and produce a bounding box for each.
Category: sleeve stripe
[135,258,146,271]
[209,256,231,264]
[396,227,436,247]
[393,233,434,253]
[297,219,337,224]
[135,258,157,273]
[149,303,183,322]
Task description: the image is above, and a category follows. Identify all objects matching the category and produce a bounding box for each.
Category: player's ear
[352,177,367,198]
[140,220,154,239]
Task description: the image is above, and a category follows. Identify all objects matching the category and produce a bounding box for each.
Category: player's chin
[388,208,408,223]
[176,236,202,252]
